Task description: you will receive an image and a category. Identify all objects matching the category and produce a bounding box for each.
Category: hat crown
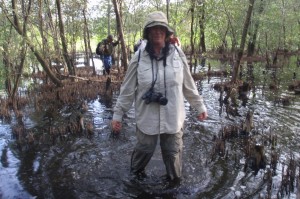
[144,11,169,28]
[142,11,174,39]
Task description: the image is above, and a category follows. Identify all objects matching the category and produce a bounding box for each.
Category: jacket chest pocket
[167,58,183,86]
[137,59,153,88]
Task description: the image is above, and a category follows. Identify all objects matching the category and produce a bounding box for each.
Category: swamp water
[0,57,300,199]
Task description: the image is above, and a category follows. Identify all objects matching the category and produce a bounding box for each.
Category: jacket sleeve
[112,52,139,121]
[177,48,207,114]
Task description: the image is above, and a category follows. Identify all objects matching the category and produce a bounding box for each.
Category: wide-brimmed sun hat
[143,11,174,39]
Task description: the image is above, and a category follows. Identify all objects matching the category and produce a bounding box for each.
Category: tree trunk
[219,23,229,54]
[37,0,46,53]
[166,0,170,21]
[280,0,286,49]
[199,2,206,53]
[231,0,256,83]
[112,0,128,72]
[9,0,29,105]
[107,0,111,35]
[6,0,63,87]
[189,1,196,71]
[45,0,64,73]
[222,0,238,53]
[82,1,96,75]
[83,23,89,66]
[247,0,265,57]
[3,43,13,98]
[56,0,75,76]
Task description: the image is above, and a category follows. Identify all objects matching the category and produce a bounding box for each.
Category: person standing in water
[96,34,119,75]
[111,11,208,186]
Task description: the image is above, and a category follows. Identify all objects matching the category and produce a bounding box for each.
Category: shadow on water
[0,56,300,198]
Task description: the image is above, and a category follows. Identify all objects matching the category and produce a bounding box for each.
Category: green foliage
[0,0,299,86]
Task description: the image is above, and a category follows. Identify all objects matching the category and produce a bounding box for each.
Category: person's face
[148,26,167,46]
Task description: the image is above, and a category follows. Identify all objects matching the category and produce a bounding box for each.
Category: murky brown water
[1,57,300,199]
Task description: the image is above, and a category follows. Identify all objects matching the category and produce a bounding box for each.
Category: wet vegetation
[0,0,300,198]
[0,53,300,198]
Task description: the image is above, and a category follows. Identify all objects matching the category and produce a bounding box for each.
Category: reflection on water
[0,125,35,199]
[0,58,300,198]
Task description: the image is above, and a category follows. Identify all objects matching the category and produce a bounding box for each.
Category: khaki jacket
[113,45,207,135]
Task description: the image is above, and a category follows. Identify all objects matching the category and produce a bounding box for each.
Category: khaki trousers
[130,128,183,180]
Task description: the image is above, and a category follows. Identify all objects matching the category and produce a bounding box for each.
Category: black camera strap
[163,56,167,98]
[137,46,168,99]
[151,59,156,90]
[150,56,167,98]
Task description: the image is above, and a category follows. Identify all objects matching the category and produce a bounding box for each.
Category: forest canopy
[0,0,299,88]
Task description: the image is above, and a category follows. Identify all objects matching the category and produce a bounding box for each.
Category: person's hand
[197,112,208,121]
[111,120,122,132]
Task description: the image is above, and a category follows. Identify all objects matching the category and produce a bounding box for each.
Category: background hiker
[96,34,119,75]
[133,38,147,52]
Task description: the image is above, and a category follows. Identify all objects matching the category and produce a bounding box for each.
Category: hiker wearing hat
[111,11,208,187]
[96,34,119,75]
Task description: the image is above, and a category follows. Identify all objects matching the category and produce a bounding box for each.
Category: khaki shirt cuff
[112,114,123,122]
[197,104,207,115]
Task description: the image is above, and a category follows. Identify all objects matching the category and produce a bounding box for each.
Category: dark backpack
[96,42,103,56]
[133,39,143,52]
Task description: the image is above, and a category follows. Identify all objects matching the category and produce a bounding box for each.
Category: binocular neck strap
[163,56,167,97]
[150,56,167,97]
[150,59,157,90]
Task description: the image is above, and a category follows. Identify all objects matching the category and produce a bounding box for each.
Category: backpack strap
[137,49,141,63]
[173,45,186,65]
[174,45,184,58]
[134,49,142,101]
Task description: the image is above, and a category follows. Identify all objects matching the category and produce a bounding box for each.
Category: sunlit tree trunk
[108,0,111,35]
[11,42,27,108]
[221,0,238,53]
[83,21,89,66]
[280,0,286,49]
[218,23,229,54]
[297,8,300,50]
[3,42,13,99]
[10,0,29,105]
[2,0,62,87]
[82,0,96,75]
[172,0,180,32]
[38,0,61,76]
[199,1,206,53]
[56,0,75,76]
[247,0,265,57]
[45,0,64,73]
[37,0,46,54]
[70,15,77,69]
[166,0,170,21]
[189,0,196,71]
[232,0,256,83]
[112,0,128,72]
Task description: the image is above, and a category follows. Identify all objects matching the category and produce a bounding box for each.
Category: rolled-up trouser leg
[160,130,183,180]
[130,128,158,174]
